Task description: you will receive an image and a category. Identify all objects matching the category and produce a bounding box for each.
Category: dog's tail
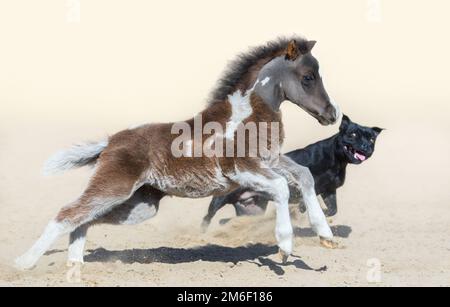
[43,139,109,176]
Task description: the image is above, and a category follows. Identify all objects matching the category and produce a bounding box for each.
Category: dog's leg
[273,156,336,248]
[231,169,292,263]
[15,164,143,270]
[201,195,229,232]
[321,191,337,217]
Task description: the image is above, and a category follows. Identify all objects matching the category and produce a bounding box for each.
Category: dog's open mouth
[344,145,367,162]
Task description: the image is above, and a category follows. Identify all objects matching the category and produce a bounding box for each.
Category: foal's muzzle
[319,103,340,125]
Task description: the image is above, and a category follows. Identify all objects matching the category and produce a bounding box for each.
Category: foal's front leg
[230,169,292,263]
[274,156,337,248]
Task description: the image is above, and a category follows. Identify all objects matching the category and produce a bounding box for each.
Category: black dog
[202,115,383,230]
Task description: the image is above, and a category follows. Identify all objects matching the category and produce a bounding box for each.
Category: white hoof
[276,226,293,256]
[15,254,37,270]
[279,249,289,264]
[277,238,293,256]
[311,220,333,239]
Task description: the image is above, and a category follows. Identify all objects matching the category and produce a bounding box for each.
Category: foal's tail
[43,139,109,176]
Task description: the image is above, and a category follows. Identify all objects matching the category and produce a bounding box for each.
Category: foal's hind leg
[66,185,163,265]
[15,164,144,270]
[67,223,89,266]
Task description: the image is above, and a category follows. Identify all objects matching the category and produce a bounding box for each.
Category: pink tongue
[354,152,366,161]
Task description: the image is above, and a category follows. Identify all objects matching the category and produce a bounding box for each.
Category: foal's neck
[252,57,288,111]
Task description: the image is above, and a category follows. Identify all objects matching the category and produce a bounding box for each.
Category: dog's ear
[340,114,351,132]
[372,127,384,136]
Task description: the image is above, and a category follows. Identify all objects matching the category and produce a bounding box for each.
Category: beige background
[0,0,449,286]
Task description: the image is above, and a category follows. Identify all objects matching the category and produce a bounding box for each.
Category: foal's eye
[303,75,314,82]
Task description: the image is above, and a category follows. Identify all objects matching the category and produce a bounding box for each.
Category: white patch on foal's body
[261,77,271,86]
[120,203,158,225]
[225,90,253,139]
[224,78,275,140]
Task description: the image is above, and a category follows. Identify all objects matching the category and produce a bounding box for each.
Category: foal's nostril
[327,105,337,122]
[327,103,339,123]
[330,112,336,122]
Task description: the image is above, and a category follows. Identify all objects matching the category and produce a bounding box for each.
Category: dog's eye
[370,138,375,144]
[350,133,357,138]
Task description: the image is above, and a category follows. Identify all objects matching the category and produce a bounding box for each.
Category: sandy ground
[0,117,449,287]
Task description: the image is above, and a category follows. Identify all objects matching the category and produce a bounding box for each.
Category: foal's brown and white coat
[16,37,339,269]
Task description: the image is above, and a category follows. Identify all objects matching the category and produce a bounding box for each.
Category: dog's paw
[319,237,339,249]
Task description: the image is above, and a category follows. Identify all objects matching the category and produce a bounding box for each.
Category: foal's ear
[299,40,317,54]
[285,40,300,61]
[340,114,351,132]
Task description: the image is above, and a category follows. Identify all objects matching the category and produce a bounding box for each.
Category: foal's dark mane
[208,36,308,105]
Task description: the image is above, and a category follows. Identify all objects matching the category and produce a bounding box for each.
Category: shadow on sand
[294,225,352,238]
[84,244,278,265]
[46,225,351,276]
[82,244,327,276]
